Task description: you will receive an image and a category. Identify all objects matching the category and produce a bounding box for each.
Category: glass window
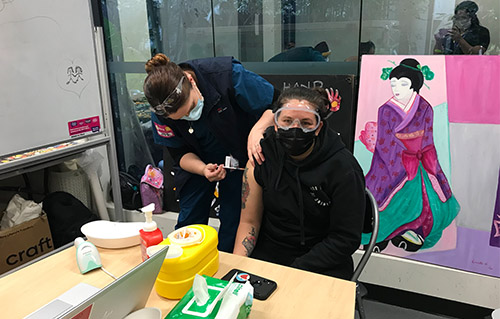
[100,0,499,205]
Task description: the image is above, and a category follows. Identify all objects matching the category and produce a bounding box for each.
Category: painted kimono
[362,91,460,249]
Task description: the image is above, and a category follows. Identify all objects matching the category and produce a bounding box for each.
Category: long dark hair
[143,53,192,115]
[389,58,424,93]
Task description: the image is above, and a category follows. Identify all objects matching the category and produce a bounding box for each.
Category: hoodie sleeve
[291,169,366,275]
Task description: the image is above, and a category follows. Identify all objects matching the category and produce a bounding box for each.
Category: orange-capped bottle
[139,203,163,261]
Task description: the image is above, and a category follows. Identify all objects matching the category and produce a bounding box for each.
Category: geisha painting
[355,55,500,277]
[360,57,460,252]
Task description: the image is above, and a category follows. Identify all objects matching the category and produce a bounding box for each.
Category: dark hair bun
[399,58,420,69]
[145,53,171,74]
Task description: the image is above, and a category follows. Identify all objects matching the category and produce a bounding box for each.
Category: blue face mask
[181,99,204,121]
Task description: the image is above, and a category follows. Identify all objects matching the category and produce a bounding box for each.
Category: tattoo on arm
[241,167,250,209]
[241,227,256,256]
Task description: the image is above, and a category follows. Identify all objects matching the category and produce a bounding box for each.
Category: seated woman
[233,87,366,280]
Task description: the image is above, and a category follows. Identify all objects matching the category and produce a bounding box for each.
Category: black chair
[352,188,380,319]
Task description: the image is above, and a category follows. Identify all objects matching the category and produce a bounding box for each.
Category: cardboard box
[0,213,54,274]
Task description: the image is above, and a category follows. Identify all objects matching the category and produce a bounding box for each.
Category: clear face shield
[274,106,321,133]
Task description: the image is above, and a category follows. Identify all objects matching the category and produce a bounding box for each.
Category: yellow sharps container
[154,224,219,299]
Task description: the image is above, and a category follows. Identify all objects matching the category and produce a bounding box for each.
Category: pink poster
[354,55,500,277]
[67,116,101,137]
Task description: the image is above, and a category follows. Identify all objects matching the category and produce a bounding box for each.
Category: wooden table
[0,245,355,319]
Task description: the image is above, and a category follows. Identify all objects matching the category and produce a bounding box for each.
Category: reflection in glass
[361,0,499,55]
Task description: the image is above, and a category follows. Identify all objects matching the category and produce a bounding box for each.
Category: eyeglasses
[149,76,185,116]
[274,106,321,133]
[452,15,469,23]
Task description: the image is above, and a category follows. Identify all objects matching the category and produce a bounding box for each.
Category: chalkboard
[0,0,103,157]
[260,74,357,151]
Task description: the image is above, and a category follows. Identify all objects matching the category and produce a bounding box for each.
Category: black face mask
[276,128,316,156]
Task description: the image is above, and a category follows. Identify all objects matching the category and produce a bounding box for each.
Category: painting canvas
[354,55,500,277]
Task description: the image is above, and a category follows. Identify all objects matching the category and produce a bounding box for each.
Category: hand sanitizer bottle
[139,203,164,261]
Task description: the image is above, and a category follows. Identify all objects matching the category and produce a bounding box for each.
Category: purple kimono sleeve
[366,105,407,207]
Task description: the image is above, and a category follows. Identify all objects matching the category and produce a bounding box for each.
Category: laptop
[25,245,168,319]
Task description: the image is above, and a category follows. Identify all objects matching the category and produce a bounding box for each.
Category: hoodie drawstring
[274,152,285,190]
[294,166,306,246]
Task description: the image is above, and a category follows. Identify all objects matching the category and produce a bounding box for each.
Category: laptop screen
[57,245,168,319]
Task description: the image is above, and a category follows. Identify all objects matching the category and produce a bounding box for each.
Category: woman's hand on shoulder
[247,128,265,166]
[247,110,274,166]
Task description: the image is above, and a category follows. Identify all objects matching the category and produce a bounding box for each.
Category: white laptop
[25,245,168,319]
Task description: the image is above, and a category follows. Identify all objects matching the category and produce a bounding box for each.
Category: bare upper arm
[241,161,264,225]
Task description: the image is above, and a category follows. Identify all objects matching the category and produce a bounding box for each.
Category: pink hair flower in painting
[326,88,341,112]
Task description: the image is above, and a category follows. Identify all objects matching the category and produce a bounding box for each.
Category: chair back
[351,188,379,282]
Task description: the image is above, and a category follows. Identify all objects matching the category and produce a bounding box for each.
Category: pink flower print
[359,121,377,153]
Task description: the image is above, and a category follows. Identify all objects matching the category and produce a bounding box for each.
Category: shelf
[0,136,110,180]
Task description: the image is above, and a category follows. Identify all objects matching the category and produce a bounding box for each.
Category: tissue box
[0,213,54,274]
[155,225,219,299]
[165,276,252,319]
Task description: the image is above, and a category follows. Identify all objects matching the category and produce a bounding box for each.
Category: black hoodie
[253,125,366,279]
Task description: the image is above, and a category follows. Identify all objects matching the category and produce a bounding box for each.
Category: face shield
[274,106,321,133]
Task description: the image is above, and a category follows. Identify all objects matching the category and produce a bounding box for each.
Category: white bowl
[80,220,144,248]
[123,307,162,319]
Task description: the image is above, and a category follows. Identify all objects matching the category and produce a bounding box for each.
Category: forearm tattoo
[241,167,250,209]
[242,227,256,256]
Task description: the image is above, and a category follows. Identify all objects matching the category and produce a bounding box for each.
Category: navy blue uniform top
[151,57,274,174]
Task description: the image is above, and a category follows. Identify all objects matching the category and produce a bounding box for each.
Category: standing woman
[143,54,278,252]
